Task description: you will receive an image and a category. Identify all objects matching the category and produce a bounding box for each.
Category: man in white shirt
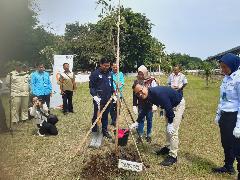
[167,65,188,96]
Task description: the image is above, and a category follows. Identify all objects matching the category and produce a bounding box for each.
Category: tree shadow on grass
[182,151,216,173]
[182,151,233,179]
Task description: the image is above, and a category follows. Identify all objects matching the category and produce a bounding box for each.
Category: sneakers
[212,166,236,175]
[136,136,151,143]
[156,146,170,155]
[37,130,45,137]
[160,155,177,166]
[103,131,112,139]
[146,136,152,143]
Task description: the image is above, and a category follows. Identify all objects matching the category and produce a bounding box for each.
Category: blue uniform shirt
[137,86,182,123]
[31,71,52,96]
[89,68,114,102]
[216,69,240,126]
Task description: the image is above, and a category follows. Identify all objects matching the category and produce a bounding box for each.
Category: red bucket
[115,129,130,146]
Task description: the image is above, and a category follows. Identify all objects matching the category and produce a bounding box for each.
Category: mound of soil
[81,147,141,180]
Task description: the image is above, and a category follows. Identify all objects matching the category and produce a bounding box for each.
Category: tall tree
[0,0,38,74]
[0,0,57,75]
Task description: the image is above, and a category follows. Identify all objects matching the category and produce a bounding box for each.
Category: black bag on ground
[39,121,58,135]
[47,114,58,125]
[37,109,59,135]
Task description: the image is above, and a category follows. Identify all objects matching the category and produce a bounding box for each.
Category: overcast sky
[37,0,240,59]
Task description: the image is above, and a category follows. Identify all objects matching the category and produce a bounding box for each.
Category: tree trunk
[206,75,209,87]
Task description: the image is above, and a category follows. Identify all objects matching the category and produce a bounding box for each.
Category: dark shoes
[136,136,143,144]
[212,166,236,175]
[103,131,112,139]
[110,122,116,127]
[146,136,152,143]
[63,110,74,115]
[136,136,151,143]
[160,155,177,166]
[156,146,170,156]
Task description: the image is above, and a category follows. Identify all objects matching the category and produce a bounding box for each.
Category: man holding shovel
[89,57,114,139]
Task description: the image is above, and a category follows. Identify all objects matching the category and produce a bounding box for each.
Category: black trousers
[110,98,122,125]
[219,111,240,171]
[37,116,58,135]
[92,101,110,133]
[110,101,117,124]
[62,90,73,113]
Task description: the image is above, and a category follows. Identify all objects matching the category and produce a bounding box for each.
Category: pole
[115,0,121,157]
[159,56,161,78]
[9,73,13,136]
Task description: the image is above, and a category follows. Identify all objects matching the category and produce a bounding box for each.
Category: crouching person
[131,80,185,166]
[29,97,58,136]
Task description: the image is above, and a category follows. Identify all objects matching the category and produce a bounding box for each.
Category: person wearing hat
[132,65,158,143]
[6,62,30,123]
[213,53,240,179]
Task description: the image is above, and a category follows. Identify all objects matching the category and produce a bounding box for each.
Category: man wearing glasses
[131,80,185,166]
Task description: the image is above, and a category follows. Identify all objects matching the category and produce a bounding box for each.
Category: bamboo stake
[115,0,121,157]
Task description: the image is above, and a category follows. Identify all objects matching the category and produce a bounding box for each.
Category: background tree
[0,0,56,75]
[202,61,214,87]
[168,53,203,70]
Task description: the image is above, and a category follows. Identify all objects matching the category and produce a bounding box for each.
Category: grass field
[0,75,237,180]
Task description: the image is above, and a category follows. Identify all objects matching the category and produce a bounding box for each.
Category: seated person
[29,97,58,136]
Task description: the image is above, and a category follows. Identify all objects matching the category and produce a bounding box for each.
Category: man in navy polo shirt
[89,57,114,139]
[131,80,185,166]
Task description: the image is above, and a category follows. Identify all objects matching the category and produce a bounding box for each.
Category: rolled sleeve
[182,75,188,85]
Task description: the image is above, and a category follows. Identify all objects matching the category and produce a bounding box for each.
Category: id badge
[222,92,227,101]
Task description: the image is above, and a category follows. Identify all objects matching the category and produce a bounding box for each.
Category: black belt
[221,111,238,115]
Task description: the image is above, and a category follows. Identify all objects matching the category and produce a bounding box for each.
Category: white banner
[50,55,73,108]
